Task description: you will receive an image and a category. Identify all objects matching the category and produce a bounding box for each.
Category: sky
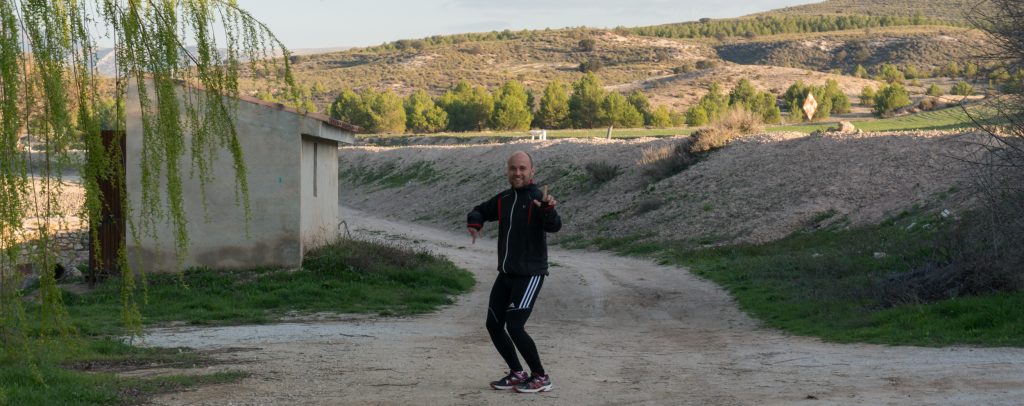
[239,0,819,49]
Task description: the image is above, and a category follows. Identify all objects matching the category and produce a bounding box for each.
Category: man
[467,150,561,393]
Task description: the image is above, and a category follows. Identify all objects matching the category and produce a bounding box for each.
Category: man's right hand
[468,227,479,244]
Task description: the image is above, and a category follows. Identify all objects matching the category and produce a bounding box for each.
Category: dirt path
[146,207,1024,405]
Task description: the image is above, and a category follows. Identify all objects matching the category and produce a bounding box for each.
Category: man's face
[506,153,534,189]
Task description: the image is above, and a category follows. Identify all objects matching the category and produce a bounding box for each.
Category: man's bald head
[507,151,534,168]
[506,151,535,189]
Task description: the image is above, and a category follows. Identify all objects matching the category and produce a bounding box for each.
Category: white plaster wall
[125,82,303,272]
[299,134,339,252]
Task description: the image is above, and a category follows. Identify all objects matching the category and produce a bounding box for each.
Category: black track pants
[486,273,545,375]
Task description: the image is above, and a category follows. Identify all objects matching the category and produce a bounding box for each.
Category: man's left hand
[532,185,557,208]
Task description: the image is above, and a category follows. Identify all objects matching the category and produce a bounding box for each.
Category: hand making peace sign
[532,186,557,208]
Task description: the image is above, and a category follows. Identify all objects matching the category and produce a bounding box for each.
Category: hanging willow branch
[0,0,297,349]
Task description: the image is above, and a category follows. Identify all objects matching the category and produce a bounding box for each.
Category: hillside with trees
[240,0,1017,135]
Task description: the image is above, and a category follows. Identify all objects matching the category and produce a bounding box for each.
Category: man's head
[506,151,535,189]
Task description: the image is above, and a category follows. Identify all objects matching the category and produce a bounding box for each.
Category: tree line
[629,14,962,40]
[328,73,684,134]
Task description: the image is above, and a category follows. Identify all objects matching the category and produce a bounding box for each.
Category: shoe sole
[490,384,516,390]
[514,384,552,393]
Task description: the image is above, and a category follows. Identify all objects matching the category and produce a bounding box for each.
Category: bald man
[467,151,561,393]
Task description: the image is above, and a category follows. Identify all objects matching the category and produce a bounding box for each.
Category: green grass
[0,339,248,405]
[360,127,694,141]
[63,238,475,336]
[3,238,474,404]
[362,106,982,143]
[340,161,441,188]
[769,106,978,133]
[581,211,1024,346]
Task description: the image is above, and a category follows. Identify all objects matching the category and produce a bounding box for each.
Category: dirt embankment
[338,130,981,248]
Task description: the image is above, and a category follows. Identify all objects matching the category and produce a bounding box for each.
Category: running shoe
[514,373,552,393]
[490,370,529,390]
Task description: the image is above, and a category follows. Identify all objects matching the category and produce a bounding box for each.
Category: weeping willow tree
[0,0,297,358]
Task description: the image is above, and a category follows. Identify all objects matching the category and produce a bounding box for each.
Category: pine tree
[404,90,448,133]
[569,73,606,128]
[537,80,570,129]
[490,80,533,131]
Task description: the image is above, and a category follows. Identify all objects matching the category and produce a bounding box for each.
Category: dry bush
[584,161,621,184]
[633,197,663,215]
[917,96,940,111]
[716,107,765,135]
[639,140,697,183]
[689,127,731,154]
[691,108,764,153]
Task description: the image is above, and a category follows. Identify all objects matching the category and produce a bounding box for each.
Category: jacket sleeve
[540,204,562,233]
[467,193,500,230]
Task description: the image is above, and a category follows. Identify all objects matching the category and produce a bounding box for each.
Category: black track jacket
[467,183,562,276]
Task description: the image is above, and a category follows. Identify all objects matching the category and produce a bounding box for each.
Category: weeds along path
[146,206,1024,405]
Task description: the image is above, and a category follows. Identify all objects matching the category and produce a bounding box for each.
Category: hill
[714,26,988,73]
[242,0,998,118]
[338,130,975,247]
[750,0,984,22]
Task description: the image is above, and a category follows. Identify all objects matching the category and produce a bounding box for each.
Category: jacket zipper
[500,190,517,273]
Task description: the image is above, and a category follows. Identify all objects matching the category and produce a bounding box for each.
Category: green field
[769,106,979,133]
[359,105,979,143]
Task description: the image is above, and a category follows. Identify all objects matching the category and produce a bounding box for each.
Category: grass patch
[4,238,474,404]
[586,212,1024,346]
[769,106,978,133]
[341,161,441,188]
[63,238,475,335]
[359,127,694,142]
[0,339,247,405]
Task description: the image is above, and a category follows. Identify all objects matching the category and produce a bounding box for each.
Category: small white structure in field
[529,129,547,140]
[125,80,358,272]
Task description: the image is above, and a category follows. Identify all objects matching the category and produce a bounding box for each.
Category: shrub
[689,127,729,154]
[926,84,944,96]
[877,63,906,84]
[854,64,868,78]
[598,92,644,127]
[579,59,603,73]
[873,83,912,117]
[860,86,876,106]
[717,107,763,134]
[437,80,494,131]
[784,81,834,121]
[578,38,596,52]
[685,106,709,126]
[695,59,718,70]
[640,141,697,183]
[633,198,663,215]
[918,96,940,111]
[648,106,673,128]
[951,81,974,95]
[672,63,694,74]
[584,161,621,184]
[824,79,851,114]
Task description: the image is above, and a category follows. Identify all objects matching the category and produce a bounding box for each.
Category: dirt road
[146,207,1024,405]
